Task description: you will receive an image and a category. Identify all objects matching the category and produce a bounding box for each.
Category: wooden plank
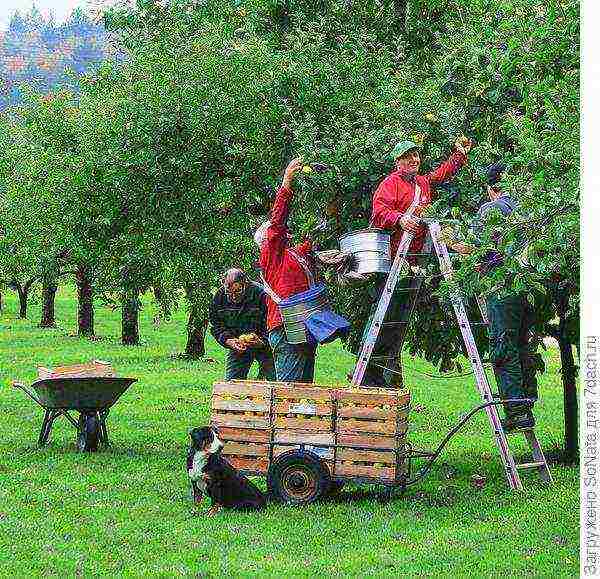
[334,462,396,480]
[336,418,397,435]
[217,427,270,443]
[273,385,333,401]
[337,406,396,420]
[211,414,270,429]
[40,360,115,379]
[274,431,335,445]
[336,433,397,449]
[273,402,332,416]
[273,444,335,461]
[222,442,269,457]
[274,416,333,431]
[335,389,409,407]
[212,398,269,412]
[337,448,396,464]
[224,456,269,473]
[213,382,270,397]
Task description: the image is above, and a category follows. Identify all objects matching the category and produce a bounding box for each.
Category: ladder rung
[516,461,546,470]
[505,426,535,435]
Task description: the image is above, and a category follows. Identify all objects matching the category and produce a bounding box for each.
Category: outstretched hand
[282,157,303,189]
[455,136,473,155]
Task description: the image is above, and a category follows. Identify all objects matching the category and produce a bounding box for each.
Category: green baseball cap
[389,140,420,160]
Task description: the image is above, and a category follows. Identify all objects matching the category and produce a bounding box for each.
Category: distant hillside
[0,6,116,110]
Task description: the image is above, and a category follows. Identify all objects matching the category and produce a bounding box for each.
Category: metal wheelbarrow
[12,377,137,451]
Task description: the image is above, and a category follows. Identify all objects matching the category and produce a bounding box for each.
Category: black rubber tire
[267,450,330,505]
[77,413,100,452]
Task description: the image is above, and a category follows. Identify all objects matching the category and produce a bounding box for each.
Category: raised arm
[426,137,472,186]
[263,158,304,252]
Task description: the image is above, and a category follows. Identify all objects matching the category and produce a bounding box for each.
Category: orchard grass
[0,288,578,577]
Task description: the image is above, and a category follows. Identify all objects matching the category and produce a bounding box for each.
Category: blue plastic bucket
[278,284,329,344]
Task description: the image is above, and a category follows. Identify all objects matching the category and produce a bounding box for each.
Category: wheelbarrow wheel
[267,450,330,505]
[77,413,100,452]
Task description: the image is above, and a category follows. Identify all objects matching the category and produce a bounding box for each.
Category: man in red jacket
[364,137,472,387]
[256,157,318,382]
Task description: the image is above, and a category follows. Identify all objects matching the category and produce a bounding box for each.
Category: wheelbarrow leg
[98,410,109,445]
[38,409,53,445]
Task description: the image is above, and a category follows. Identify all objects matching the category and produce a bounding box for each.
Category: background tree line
[0,0,579,461]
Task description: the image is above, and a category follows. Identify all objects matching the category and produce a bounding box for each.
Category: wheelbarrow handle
[11,381,43,406]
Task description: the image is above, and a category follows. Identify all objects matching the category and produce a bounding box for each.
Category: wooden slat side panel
[273,444,335,461]
[273,386,334,401]
[336,433,397,449]
[212,398,269,412]
[334,462,396,480]
[273,402,332,416]
[211,414,270,429]
[225,456,269,473]
[334,389,409,406]
[336,418,397,435]
[217,427,271,443]
[274,431,335,445]
[213,382,271,397]
[337,406,396,420]
[273,416,333,431]
[337,448,396,464]
[222,442,269,457]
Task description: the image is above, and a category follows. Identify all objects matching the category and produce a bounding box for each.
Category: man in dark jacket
[448,163,539,431]
[209,269,274,381]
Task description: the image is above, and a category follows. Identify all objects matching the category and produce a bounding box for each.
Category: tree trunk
[558,312,578,464]
[184,285,206,359]
[122,290,140,346]
[16,282,33,319]
[39,278,58,328]
[75,265,94,337]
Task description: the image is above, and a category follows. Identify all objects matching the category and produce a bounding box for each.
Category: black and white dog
[187,426,266,515]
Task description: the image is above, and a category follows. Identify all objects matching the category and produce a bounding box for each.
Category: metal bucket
[279,284,329,345]
[339,228,391,274]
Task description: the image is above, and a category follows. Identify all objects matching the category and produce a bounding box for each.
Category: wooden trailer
[210,379,410,504]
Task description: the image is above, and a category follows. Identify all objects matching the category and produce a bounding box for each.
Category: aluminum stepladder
[350,219,552,490]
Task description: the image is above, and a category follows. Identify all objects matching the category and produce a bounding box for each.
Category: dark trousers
[225,348,275,381]
[486,292,538,416]
[362,271,424,388]
[268,327,317,383]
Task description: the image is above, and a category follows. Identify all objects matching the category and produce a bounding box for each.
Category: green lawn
[0,288,579,577]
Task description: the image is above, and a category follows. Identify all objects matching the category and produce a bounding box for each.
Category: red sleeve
[371,176,403,229]
[425,150,467,185]
[259,186,293,269]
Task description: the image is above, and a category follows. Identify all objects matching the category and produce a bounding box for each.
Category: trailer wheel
[267,450,330,505]
[77,413,100,452]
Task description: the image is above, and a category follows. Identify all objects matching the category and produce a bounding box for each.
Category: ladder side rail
[476,294,489,325]
[428,221,523,490]
[351,230,415,386]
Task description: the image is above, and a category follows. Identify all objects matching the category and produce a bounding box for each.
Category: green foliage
[0,0,579,364]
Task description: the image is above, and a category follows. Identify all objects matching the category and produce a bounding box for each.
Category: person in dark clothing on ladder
[209,268,275,381]
[447,163,539,431]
